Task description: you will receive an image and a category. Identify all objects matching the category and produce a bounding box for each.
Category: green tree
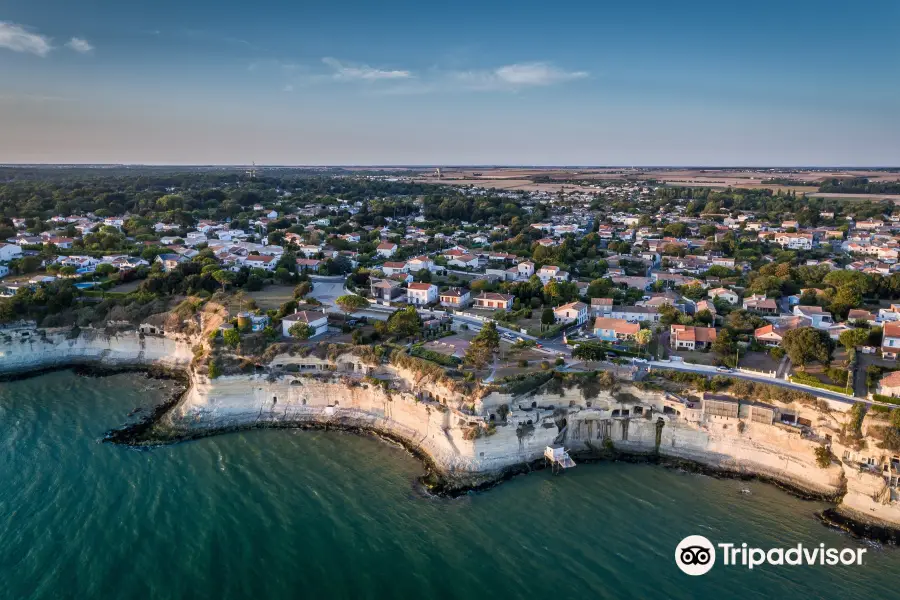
[223,328,240,348]
[386,306,422,340]
[712,328,737,365]
[782,327,833,368]
[208,359,222,379]
[288,322,313,339]
[635,329,652,356]
[541,308,555,331]
[465,322,500,369]
[839,328,871,351]
[212,269,236,292]
[335,294,369,322]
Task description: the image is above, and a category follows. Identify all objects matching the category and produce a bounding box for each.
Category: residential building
[774,232,814,250]
[406,283,438,306]
[473,292,514,310]
[554,301,588,326]
[281,310,328,338]
[590,298,613,317]
[592,317,639,342]
[242,254,278,271]
[381,261,408,276]
[670,324,718,350]
[882,322,900,360]
[878,371,900,397]
[376,242,397,258]
[610,305,660,323]
[707,287,739,305]
[0,242,23,262]
[155,254,186,272]
[439,288,470,308]
[793,305,834,329]
[743,294,779,315]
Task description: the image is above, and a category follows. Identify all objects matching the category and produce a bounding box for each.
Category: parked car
[716,366,733,373]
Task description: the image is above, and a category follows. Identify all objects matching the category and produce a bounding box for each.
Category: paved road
[308,276,348,311]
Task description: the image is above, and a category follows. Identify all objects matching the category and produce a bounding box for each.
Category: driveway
[308,276,347,311]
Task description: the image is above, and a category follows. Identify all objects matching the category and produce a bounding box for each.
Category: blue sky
[1,0,898,165]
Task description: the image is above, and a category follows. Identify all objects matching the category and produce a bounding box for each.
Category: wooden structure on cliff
[544,445,576,474]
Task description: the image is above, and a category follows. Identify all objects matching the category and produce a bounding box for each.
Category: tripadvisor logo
[675,535,866,576]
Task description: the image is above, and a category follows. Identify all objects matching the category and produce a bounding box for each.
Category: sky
[1,0,898,166]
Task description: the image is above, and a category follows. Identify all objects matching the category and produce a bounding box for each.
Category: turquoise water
[1,371,898,600]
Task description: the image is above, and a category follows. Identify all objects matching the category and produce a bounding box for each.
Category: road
[308,275,348,311]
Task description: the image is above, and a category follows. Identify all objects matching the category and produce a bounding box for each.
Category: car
[535,343,543,348]
[716,366,733,373]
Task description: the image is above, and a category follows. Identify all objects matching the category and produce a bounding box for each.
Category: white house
[243,254,278,271]
[610,305,661,323]
[406,283,438,305]
[517,261,535,278]
[406,256,434,272]
[376,242,397,258]
[774,232,814,250]
[381,261,409,276]
[0,242,23,262]
[882,322,900,360]
[792,305,834,330]
[554,301,588,325]
[707,287,739,305]
[537,265,569,284]
[281,310,328,338]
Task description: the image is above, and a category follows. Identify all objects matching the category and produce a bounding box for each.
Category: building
[774,232,814,250]
[281,310,328,338]
[517,261,535,278]
[707,287,739,305]
[554,301,588,325]
[242,254,278,271]
[381,261,409,276]
[878,371,900,397]
[376,242,397,258]
[155,253,186,272]
[882,322,900,360]
[702,394,739,419]
[473,292,514,310]
[439,287,470,308]
[590,298,613,317]
[406,256,434,272]
[610,305,660,323]
[592,317,639,342]
[793,305,834,330]
[370,279,405,303]
[0,242,23,262]
[743,294,778,315]
[406,283,438,306]
[537,265,569,284]
[670,324,718,351]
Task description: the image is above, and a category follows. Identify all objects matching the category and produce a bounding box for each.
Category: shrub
[814,445,831,468]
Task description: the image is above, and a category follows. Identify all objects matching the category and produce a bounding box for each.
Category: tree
[335,294,369,322]
[711,328,737,365]
[294,281,312,298]
[635,329,652,356]
[839,328,871,351]
[223,329,240,348]
[541,308,555,331]
[386,306,422,340]
[212,269,235,292]
[782,327,833,368]
[288,322,313,339]
[208,359,222,379]
[465,322,500,369]
[94,263,116,276]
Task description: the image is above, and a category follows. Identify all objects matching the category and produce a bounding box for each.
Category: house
[155,253,186,272]
[376,242,397,258]
[590,298,613,317]
[406,283,438,306]
[707,287,739,305]
[439,287,470,308]
[882,322,900,360]
[774,232,814,250]
[45,237,74,249]
[0,242,23,262]
[381,261,409,276]
[281,310,328,338]
[743,294,779,315]
[296,258,323,273]
[242,254,278,271]
[878,371,900,397]
[793,305,834,329]
[847,309,877,326]
[670,325,718,350]
[517,261,535,278]
[592,317,639,342]
[448,254,479,269]
[610,305,660,323]
[554,301,588,326]
[473,292,514,310]
[537,265,569,284]
[406,256,434,272]
[370,279,405,303]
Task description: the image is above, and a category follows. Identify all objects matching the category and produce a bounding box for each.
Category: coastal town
[4,166,900,536]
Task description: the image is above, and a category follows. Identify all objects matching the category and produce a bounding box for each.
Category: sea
[1,370,898,600]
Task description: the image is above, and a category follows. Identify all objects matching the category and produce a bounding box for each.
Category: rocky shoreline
[3,355,900,544]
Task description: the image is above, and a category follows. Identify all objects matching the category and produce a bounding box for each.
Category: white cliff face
[2,329,898,529]
[0,328,194,374]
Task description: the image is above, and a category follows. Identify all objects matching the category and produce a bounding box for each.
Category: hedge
[872,394,900,406]
[789,371,851,395]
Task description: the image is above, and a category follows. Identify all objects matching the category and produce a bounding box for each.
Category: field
[411,167,900,194]
[247,285,295,310]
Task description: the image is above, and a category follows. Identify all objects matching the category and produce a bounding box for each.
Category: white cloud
[66,37,93,53]
[0,21,53,57]
[494,62,587,86]
[450,62,588,91]
[322,57,412,81]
